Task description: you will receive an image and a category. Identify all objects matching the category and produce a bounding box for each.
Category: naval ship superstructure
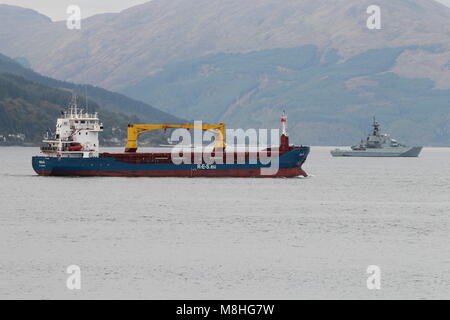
[331,118,422,157]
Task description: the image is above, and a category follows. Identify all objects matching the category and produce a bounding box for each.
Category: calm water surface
[0,147,449,299]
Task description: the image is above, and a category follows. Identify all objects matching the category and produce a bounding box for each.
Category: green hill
[0,73,172,146]
[0,53,186,146]
[1,1,450,146]
[0,53,183,124]
[122,45,450,146]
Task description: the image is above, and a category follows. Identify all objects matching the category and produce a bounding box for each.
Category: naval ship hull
[32,147,310,178]
[331,146,422,158]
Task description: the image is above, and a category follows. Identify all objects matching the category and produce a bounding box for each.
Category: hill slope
[0,54,180,146]
[0,73,137,145]
[0,0,449,89]
[0,53,182,123]
[1,1,450,145]
[122,45,450,146]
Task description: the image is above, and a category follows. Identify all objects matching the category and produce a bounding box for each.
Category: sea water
[0,147,449,299]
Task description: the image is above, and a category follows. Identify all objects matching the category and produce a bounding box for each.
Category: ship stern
[32,156,52,176]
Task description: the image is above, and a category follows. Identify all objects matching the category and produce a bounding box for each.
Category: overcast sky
[0,0,449,21]
[0,0,151,21]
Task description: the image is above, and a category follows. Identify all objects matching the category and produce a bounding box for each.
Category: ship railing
[40,146,58,152]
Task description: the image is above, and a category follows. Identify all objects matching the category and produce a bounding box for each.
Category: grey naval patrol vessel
[331,118,423,158]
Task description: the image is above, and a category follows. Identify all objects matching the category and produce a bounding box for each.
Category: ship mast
[67,94,81,118]
[372,116,380,136]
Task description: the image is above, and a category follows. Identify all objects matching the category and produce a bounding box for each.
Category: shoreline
[1,145,449,149]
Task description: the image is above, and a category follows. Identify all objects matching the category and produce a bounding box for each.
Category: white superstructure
[40,95,103,158]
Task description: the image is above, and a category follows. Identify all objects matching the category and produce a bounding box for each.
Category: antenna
[67,93,80,116]
[85,85,88,113]
[371,116,380,136]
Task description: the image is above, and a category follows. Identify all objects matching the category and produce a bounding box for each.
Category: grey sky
[0,0,151,21]
[0,0,449,21]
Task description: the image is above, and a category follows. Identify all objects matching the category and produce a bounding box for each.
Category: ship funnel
[280,111,289,151]
[281,111,287,136]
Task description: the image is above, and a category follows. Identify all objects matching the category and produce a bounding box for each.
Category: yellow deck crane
[124,123,226,152]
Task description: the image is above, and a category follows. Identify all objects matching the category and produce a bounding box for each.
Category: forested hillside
[0,74,166,146]
[0,53,184,146]
[0,53,183,124]
[1,1,450,145]
[123,45,450,146]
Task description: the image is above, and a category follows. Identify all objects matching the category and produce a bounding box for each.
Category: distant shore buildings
[0,133,26,144]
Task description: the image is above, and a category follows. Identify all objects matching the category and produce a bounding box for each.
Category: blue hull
[32,147,310,178]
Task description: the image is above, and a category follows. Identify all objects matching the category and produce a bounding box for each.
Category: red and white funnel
[281,111,288,136]
[280,111,289,152]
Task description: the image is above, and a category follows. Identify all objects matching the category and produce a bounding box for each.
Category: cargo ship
[32,98,310,177]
